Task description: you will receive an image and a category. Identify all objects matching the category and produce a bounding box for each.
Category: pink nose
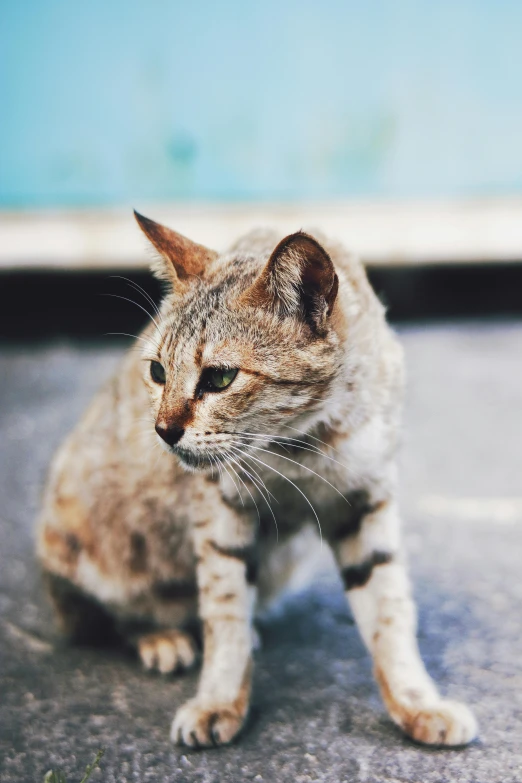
[155,423,185,446]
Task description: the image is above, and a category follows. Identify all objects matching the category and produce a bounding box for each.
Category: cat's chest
[220,440,363,539]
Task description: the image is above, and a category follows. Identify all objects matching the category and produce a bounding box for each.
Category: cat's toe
[405,700,478,746]
[138,629,197,674]
[171,698,245,748]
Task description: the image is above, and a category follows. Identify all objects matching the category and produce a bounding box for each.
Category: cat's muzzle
[172,446,213,471]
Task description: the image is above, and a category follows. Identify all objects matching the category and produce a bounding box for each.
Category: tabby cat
[37,212,477,748]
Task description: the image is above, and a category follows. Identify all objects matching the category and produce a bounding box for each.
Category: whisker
[227,446,278,503]
[105,332,160,349]
[226,456,265,522]
[233,430,324,458]
[109,275,162,319]
[100,293,163,337]
[214,454,226,481]
[283,423,344,457]
[209,454,220,480]
[238,449,323,548]
[227,447,279,541]
[230,440,349,508]
[277,426,364,482]
[231,431,360,481]
[268,424,361,478]
[223,456,258,520]
[127,343,158,356]
[217,454,244,506]
[227,447,274,505]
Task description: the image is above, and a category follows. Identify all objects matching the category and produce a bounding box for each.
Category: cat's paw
[171,698,246,748]
[138,629,197,674]
[403,699,478,746]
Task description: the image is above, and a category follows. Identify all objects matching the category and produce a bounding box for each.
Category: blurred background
[2,0,522,205]
[1,0,522,330]
[1,3,522,782]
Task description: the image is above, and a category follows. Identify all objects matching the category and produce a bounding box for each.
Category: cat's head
[135,211,344,472]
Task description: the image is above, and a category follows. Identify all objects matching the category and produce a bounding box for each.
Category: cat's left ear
[241,232,338,332]
[134,211,218,288]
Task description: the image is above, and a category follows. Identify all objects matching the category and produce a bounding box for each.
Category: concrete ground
[1,321,521,783]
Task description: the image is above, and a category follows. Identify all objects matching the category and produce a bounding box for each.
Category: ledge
[1,198,522,270]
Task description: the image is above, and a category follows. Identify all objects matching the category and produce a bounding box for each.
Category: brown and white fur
[37,213,477,748]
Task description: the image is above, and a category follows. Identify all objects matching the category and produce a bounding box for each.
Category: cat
[37,212,477,748]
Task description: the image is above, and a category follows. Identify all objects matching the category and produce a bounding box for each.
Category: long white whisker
[233,429,323,454]
[228,447,280,541]
[225,457,259,520]
[217,454,244,506]
[105,332,161,350]
[101,293,163,336]
[230,441,349,506]
[110,275,162,319]
[233,430,325,458]
[239,450,323,548]
[210,454,222,481]
[224,456,259,520]
[234,432,358,480]
[282,423,343,457]
[227,446,278,503]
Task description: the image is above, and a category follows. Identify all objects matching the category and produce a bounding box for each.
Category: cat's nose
[155,422,185,446]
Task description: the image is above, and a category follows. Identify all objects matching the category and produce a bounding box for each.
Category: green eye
[150,361,166,384]
[204,368,238,392]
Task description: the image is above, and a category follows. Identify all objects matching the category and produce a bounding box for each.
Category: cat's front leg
[329,495,477,746]
[171,506,256,748]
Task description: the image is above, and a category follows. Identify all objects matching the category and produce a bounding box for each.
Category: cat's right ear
[134,211,218,288]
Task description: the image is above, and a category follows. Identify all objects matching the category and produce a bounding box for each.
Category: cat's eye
[200,367,238,393]
[150,361,166,384]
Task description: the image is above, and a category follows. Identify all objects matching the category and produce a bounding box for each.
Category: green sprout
[43,749,104,783]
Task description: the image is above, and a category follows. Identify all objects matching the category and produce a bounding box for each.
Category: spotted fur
[37,215,477,748]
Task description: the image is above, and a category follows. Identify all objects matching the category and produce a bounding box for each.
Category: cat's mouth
[173,446,213,471]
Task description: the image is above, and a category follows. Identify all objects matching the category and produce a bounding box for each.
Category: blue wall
[1,1,522,207]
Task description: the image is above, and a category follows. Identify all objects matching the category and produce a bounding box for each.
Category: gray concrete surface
[1,322,521,783]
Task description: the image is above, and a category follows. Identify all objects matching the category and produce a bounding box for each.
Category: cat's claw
[401,699,478,747]
[171,698,245,747]
[138,629,197,674]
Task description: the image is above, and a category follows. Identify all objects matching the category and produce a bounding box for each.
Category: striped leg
[331,497,477,746]
[171,510,257,748]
